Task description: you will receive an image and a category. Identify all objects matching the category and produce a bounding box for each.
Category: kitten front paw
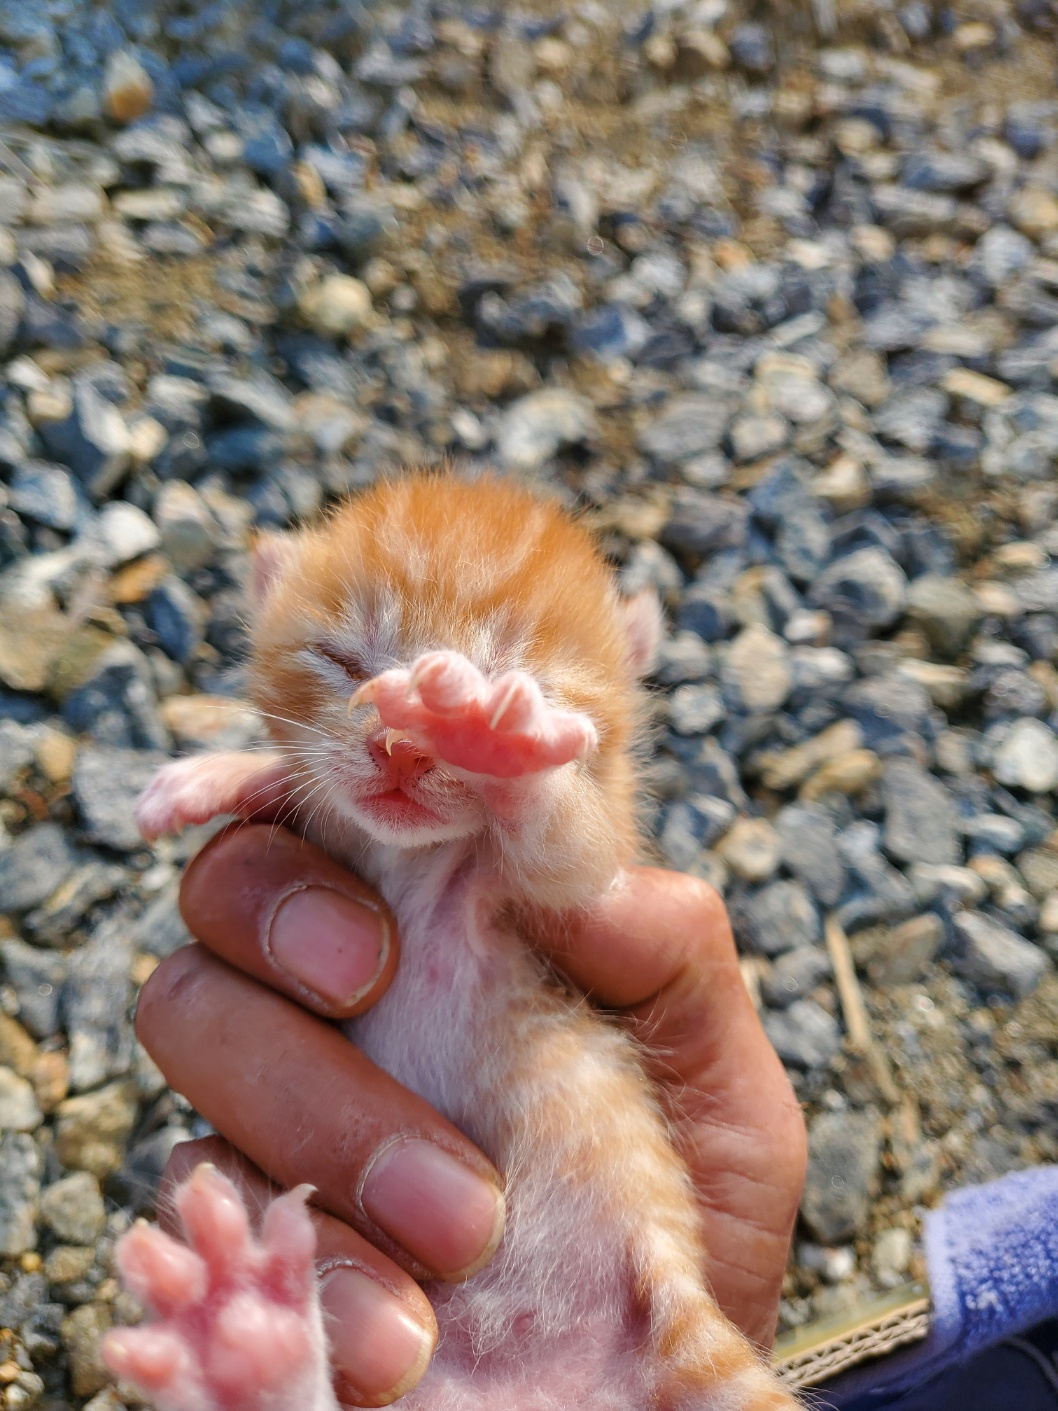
[354,651,598,778]
[135,754,291,840]
[103,1164,337,1411]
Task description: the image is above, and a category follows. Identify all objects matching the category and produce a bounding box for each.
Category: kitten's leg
[353,652,597,779]
[103,1164,339,1411]
[136,752,295,839]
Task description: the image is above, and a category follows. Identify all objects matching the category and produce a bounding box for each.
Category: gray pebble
[0,823,82,913]
[39,1172,105,1245]
[763,999,842,1070]
[801,1110,882,1243]
[776,805,847,907]
[736,879,822,955]
[0,1132,42,1256]
[72,746,167,852]
[952,911,1049,999]
[882,758,960,867]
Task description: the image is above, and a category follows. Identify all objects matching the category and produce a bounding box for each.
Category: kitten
[103,473,800,1411]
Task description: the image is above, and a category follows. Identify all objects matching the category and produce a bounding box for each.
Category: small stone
[895,660,968,711]
[871,1227,913,1288]
[658,795,736,870]
[72,746,168,852]
[0,1069,41,1133]
[496,389,596,471]
[761,948,833,1008]
[809,548,907,631]
[128,880,191,959]
[61,640,169,753]
[737,879,821,955]
[1009,186,1058,241]
[0,823,81,913]
[866,914,944,986]
[667,683,724,736]
[763,999,841,1070]
[62,1302,111,1398]
[653,632,712,686]
[952,911,1048,999]
[800,750,882,802]
[812,455,871,513]
[298,275,373,338]
[146,576,205,665]
[776,806,847,907]
[728,411,788,463]
[39,378,131,502]
[103,50,154,124]
[909,863,988,908]
[757,721,863,792]
[9,461,85,533]
[882,758,959,867]
[941,368,1011,408]
[905,575,980,659]
[723,625,791,714]
[54,1080,138,1178]
[78,502,160,568]
[639,394,732,464]
[0,1017,35,1079]
[64,915,134,1092]
[663,491,749,558]
[716,818,780,883]
[0,1132,42,1256]
[801,1111,882,1243]
[0,940,65,1039]
[992,719,1058,792]
[1017,848,1058,902]
[0,719,34,793]
[44,1244,95,1286]
[31,1051,68,1114]
[153,482,218,571]
[39,1172,105,1245]
[1039,891,1058,933]
[0,603,72,693]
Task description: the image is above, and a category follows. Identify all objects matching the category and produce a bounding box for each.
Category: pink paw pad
[353,651,598,778]
[103,1165,332,1411]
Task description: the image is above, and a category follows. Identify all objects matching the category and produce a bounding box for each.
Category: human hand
[134,825,806,1407]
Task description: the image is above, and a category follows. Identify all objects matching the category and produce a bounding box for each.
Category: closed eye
[311,642,366,682]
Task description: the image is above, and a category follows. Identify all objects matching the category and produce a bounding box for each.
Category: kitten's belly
[341,873,635,1361]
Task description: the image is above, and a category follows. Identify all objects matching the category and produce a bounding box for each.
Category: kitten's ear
[620,587,664,678]
[250,531,293,606]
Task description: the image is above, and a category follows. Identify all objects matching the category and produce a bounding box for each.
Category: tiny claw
[489,679,522,731]
[348,680,375,715]
[385,728,410,756]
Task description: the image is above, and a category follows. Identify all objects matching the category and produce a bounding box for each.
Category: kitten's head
[247,473,659,851]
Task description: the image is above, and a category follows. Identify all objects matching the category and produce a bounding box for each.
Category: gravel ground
[1,0,1058,1404]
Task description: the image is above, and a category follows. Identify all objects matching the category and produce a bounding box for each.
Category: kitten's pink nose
[367,729,434,784]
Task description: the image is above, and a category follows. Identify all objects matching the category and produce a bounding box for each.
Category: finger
[136,947,505,1288]
[528,867,807,1349]
[179,824,399,1020]
[161,1138,437,1409]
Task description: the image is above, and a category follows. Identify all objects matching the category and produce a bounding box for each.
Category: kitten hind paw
[104,1164,338,1411]
[354,651,598,778]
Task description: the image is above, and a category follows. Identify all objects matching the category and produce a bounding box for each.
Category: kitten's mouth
[359,785,443,829]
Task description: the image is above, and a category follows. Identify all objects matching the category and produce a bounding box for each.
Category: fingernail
[322,1267,434,1403]
[268,887,390,1007]
[361,1140,505,1280]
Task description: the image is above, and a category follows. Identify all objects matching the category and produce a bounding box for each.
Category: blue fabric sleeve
[822,1165,1058,1407]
